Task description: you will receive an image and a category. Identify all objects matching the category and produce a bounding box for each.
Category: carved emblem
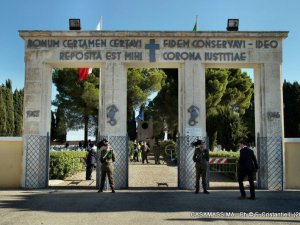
[188,105,199,126]
[106,104,118,126]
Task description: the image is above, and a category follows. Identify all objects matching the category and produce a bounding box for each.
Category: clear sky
[0,0,299,140]
[0,0,299,90]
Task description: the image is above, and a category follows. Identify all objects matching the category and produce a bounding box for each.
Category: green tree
[13,89,24,136]
[145,99,165,139]
[52,68,99,143]
[3,80,14,136]
[127,68,166,109]
[283,80,300,137]
[206,109,219,150]
[242,86,255,143]
[145,68,253,145]
[206,68,229,112]
[220,69,253,115]
[206,69,253,150]
[0,85,7,135]
[146,69,178,140]
[215,106,248,151]
[55,105,67,142]
[127,68,166,140]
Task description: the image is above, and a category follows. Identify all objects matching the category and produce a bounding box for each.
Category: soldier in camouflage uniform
[98,139,116,193]
[192,140,209,194]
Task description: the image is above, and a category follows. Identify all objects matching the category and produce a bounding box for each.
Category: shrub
[49,150,87,179]
[128,140,134,157]
[209,151,239,160]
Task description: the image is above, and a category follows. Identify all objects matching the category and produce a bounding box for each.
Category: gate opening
[127,68,178,189]
[48,68,99,188]
[206,68,255,189]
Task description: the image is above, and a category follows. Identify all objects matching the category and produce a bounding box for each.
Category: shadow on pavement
[167,217,300,223]
[0,190,300,217]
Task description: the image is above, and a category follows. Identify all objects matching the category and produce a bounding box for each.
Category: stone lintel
[19,30,289,39]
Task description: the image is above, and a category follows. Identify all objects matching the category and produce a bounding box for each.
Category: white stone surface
[19,30,288,190]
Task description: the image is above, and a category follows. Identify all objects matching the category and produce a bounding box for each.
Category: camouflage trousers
[195,161,208,190]
[100,163,115,189]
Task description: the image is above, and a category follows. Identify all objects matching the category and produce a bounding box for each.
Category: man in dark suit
[238,140,259,200]
[86,144,97,180]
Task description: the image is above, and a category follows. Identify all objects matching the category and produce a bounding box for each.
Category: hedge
[49,151,87,179]
[209,151,239,159]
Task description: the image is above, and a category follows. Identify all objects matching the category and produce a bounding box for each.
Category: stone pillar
[178,62,206,189]
[255,63,284,190]
[97,62,128,189]
[22,59,52,188]
[99,62,127,136]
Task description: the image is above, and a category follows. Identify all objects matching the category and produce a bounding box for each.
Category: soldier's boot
[194,187,199,194]
[203,189,210,194]
[97,188,103,193]
[110,185,115,193]
[203,181,209,194]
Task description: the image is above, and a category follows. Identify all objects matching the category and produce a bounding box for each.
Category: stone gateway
[19,30,288,190]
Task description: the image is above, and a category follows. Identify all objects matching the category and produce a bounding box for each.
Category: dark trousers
[154,153,160,164]
[133,152,139,162]
[238,170,255,198]
[142,152,148,164]
[86,164,94,180]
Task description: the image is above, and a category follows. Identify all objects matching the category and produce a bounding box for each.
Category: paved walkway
[0,189,299,225]
[2,154,299,225]
[49,153,238,189]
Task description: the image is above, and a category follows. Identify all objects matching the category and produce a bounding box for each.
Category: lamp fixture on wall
[69,19,81,30]
[227,19,239,31]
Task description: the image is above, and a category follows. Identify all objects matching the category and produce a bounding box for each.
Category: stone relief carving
[188,105,199,126]
[107,104,119,126]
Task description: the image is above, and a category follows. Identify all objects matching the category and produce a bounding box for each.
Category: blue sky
[0,0,299,90]
[0,0,299,140]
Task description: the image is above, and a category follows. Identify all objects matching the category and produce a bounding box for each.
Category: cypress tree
[13,89,24,136]
[0,86,7,135]
[4,80,14,136]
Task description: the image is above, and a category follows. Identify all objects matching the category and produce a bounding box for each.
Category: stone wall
[0,137,23,188]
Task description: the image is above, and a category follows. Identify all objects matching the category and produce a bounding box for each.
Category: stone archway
[19,30,287,190]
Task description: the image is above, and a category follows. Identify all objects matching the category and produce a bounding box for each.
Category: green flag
[193,21,197,31]
[193,16,198,31]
